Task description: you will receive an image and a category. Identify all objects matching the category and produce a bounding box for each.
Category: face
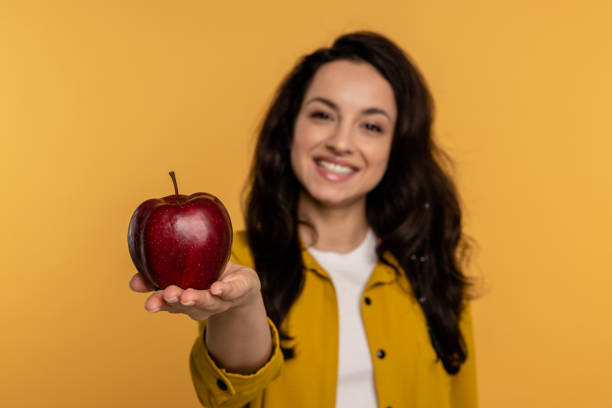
[290,60,397,209]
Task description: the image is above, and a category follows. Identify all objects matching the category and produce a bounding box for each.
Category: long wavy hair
[244,31,475,375]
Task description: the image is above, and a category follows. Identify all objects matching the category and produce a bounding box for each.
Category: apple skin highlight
[128,173,233,290]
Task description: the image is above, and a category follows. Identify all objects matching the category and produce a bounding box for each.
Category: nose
[325,122,353,155]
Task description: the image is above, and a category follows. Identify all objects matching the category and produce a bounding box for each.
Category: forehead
[303,60,397,119]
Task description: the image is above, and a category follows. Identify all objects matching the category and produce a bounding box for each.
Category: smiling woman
[131,30,477,408]
[290,60,396,212]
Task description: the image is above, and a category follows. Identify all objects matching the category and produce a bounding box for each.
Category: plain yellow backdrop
[1,1,610,407]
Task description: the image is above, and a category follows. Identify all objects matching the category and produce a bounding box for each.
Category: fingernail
[148,307,160,313]
[165,297,178,304]
[181,300,195,306]
[211,288,222,295]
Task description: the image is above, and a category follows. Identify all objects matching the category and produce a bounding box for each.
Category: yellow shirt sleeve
[188,230,283,407]
[450,301,479,408]
[189,316,283,407]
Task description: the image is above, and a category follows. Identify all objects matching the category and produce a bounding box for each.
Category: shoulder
[229,229,255,268]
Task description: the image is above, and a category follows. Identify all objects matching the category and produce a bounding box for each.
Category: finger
[180,288,223,313]
[144,291,165,313]
[179,288,201,306]
[129,273,154,293]
[162,285,184,305]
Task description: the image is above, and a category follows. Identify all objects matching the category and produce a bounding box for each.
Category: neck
[297,190,370,254]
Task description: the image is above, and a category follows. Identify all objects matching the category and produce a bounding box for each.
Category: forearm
[205,291,273,374]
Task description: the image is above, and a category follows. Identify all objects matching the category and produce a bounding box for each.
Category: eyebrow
[304,97,392,121]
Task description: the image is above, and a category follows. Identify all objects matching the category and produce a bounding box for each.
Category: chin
[308,190,363,209]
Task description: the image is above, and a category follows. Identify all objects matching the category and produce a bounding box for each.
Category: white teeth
[317,160,355,175]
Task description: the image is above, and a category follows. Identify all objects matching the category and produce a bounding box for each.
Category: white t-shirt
[307,229,379,408]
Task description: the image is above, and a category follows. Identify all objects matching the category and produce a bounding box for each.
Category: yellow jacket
[190,231,478,408]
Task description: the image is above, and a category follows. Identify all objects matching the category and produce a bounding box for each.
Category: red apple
[128,171,233,290]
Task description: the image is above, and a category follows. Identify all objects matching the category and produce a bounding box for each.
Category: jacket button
[364,297,371,305]
[377,349,386,359]
[216,378,228,391]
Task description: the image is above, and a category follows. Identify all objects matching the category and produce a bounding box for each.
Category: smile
[315,159,357,175]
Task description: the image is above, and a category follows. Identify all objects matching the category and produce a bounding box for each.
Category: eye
[363,122,383,133]
[309,111,332,120]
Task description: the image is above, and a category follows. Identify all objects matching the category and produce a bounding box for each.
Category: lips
[314,155,359,175]
[316,160,356,175]
[312,155,359,182]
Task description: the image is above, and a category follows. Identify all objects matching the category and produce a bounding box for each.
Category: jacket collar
[299,236,412,294]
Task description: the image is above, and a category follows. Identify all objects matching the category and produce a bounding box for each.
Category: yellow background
[1,1,610,407]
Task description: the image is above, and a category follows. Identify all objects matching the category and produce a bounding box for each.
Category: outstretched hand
[129,260,262,321]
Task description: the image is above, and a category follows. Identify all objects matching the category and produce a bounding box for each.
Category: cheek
[290,131,310,180]
[367,139,392,167]
[291,121,318,169]
[368,142,393,182]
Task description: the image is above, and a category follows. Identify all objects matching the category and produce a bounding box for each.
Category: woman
[130,31,477,408]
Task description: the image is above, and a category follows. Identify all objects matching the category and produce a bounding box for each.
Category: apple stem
[169,171,179,198]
